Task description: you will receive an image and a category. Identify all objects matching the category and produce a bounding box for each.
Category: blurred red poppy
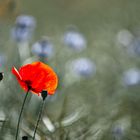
[12,62,58,95]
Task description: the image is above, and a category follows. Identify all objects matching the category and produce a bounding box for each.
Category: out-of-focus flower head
[116,29,134,47]
[116,29,140,57]
[12,61,58,95]
[67,58,96,78]
[128,38,140,56]
[65,58,96,86]
[63,25,87,52]
[112,125,124,140]
[112,117,131,140]
[31,37,54,59]
[11,15,36,42]
[123,68,140,86]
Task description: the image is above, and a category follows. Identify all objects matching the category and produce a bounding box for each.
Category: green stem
[33,100,45,140]
[15,90,30,140]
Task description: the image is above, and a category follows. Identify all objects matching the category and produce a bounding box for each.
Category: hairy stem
[15,90,29,140]
[33,100,45,140]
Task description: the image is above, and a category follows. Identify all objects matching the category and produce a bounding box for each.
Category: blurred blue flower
[117,29,140,57]
[69,58,96,77]
[63,26,87,51]
[116,29,133,47]
[112,125,124,140]
[128,38,140,56]
[11,15,36,42]
[31,37,54,59]
[15,15,36,28]
[123,68,140,86]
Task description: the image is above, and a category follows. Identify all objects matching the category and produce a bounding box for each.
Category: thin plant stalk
[15,89,30,140]
[33,100,45,140]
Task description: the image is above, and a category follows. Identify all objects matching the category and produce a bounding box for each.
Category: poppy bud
[22,136,28,140]
[41,90,48,101]
[0,72,4,81]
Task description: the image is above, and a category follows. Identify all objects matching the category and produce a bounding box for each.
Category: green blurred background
[0,0,140,139]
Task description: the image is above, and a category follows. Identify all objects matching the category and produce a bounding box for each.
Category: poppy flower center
[24,80,32,90]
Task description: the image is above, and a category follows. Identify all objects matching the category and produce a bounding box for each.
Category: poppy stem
[33,100,45,140]
[15,89,30,140]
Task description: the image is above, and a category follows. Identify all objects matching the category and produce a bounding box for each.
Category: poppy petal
[12,67,22,80]
[12,62,58,95]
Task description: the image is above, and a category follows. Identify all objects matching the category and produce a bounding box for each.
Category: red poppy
[12,61,58,95]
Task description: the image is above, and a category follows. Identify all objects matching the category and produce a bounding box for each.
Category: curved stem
[15,90,30,140]
[33,101,45,140]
